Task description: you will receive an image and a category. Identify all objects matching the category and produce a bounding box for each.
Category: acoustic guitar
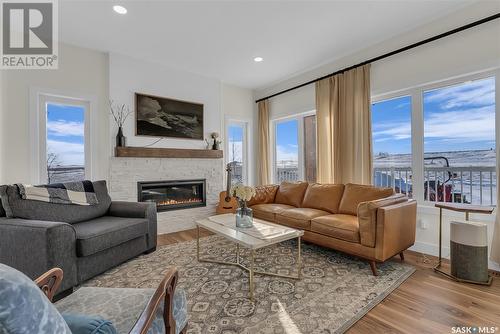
[216,164,238,214]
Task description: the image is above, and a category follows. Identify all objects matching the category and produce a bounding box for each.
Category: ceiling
[59,1,478,89]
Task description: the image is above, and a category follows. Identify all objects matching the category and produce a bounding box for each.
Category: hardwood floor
[158,229,500,333]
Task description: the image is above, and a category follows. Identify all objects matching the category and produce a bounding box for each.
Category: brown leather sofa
[248,181,417,275]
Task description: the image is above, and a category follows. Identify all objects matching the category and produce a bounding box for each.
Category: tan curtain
[257,99,270,185]
[490,152,500,264]
[315,64,372,184]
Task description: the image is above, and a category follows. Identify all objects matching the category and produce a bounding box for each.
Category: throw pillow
[0,264,72,334]
[62,313,117,334]
[0,185,12,218]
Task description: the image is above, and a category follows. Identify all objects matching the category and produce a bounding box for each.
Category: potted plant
[231,184,256,228]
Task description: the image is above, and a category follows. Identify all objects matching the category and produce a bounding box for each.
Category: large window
[372,72,497,206]
[226,120,248,185]
[273,113,316,183]
[46,103,86,183]
[32,92,92,184]
[372,96,412,197]
[423,77,496,205]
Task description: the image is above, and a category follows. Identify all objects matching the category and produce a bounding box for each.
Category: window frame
[29,88,97,184]
[225,117,250,185]
[271,110,315,184]
[371,69,499,205]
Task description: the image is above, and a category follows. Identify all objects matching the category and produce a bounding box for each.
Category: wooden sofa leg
[369,261,378,276]
[399,252,405,261]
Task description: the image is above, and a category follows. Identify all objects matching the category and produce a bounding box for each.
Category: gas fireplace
[138,179,206,212]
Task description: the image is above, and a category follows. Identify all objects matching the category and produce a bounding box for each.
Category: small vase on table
[236,200,253,228]
[231,184,256,228]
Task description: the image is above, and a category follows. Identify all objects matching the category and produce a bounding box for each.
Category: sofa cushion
[311,214,360,243]
[251,203,295,222]
[0,180,112,223]
[301,183,345,213]
[338,183,394,216]
[274,181,309,207]
[73,216,149,257]
[247,185,279,206]
[276,208,330,230]
[62,313,117,334]
[0,195,5,217]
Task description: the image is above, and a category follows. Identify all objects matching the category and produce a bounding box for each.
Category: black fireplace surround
[138,179,206,212]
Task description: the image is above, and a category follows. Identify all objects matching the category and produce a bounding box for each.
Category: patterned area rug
[85,235,415,334]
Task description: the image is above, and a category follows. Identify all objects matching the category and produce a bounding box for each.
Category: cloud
[424,77,494,109]
[47,139,84,166]
[47,120,84,137]
[276,145,298,162]
[372,122,411,140]
[424,106,495,142]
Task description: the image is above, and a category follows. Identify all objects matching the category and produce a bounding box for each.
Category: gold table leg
[297,236,302,279]
[196,234,304,300]
[249,250,254,300]
[196,226,200,261]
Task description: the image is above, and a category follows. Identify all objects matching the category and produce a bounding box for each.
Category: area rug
[84,235,415,334]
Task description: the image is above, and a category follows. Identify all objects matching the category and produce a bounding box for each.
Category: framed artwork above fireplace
[135,92,204,140]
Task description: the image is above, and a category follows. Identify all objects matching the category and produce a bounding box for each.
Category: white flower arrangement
[231,184,256,202]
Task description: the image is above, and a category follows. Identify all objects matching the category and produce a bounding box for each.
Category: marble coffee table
[196,213,303,300]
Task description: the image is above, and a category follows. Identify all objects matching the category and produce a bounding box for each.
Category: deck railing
[373,166,496,206]
[276,167,299,183]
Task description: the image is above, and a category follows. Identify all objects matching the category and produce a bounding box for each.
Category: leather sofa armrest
[357,194,407,247]
[108,201,157,250]
[0,218,77,292]
[374,199,417,261]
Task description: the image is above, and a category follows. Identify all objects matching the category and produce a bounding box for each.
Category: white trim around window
[29,87,98,184]
[224,116,252,185]
[371,68,499,206]
[271,110,315,184]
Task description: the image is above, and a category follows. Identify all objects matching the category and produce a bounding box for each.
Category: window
[226,120,248,185]
[273,113,316,183]
[371,72,497,206]
[372,96,412,197]
[275,118,299,182]
[46,103,86,183]
[31,92,92,184]
[423,77,496,205]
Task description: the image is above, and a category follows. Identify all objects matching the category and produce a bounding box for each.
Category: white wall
[253,3,500,269]
[109,53,222,151]
[0,43,109,184]
[221,84,256,184]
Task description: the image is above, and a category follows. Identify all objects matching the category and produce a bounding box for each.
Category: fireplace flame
[157,198,203,206]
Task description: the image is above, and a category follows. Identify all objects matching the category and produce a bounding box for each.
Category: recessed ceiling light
[113,5,127,14]
[254,57,263,62]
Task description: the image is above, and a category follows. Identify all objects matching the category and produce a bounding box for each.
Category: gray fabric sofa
[0,180,157,293]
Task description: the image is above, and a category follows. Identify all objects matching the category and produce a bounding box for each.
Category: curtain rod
[255,12,500,103]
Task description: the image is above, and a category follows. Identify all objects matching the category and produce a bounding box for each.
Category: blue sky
[228,124,243,162]
[276,119,299,162]
[372,77,496,155]
[46,104,85,166]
